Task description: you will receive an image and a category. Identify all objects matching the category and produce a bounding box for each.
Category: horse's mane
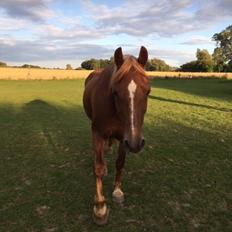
[111,56,147,84]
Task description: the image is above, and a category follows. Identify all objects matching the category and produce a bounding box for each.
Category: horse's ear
[114,47,124,69]
[138,46,148,67]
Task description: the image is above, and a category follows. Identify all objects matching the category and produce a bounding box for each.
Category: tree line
[1,25,231,72]
[180,25,232,72]
[0,62,45,69]
[80,57,173,71]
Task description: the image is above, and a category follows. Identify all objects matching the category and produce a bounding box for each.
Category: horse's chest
[102,121,123,139]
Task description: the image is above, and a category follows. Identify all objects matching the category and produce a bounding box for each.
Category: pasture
[0,79,231,231]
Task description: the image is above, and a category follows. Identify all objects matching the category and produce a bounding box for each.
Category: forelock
[111,56,147,85]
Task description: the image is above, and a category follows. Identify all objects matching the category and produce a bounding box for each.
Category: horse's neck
[100,64,116,89]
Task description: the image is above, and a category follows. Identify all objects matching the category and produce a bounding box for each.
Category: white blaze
[128,80,137,135]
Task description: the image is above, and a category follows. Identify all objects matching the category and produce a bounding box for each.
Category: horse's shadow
[22,99,91,154]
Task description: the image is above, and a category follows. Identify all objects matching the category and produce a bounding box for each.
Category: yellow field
[147,71,232,79]
[0,67,232,80]
[0,67,92,80]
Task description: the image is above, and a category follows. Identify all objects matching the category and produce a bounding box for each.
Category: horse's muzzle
[123,137,145,153]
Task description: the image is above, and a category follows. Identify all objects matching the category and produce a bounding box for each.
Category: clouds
[0,0,231,67]
[81,0,232,37]
[0,0,52,22]
[0,38,112,62]
[181,36,214,45]
[0,0,107,66]
[0,14,27,32]
[195,0,232,23]
[145,48,194,66]
[37,24,103,41]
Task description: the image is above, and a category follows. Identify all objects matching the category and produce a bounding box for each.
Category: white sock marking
[128,80,137,135]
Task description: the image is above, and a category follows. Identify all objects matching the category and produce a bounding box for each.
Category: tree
[81,58,111,70]
[196,49,213,72]
[180,49,213,72]
[213,25,232,63]
[66,64,72,70]
[145,58,171,71]
[21,64,41,69]
[180,61,199,72]
[0,61,7,67]
[145,60,155,71]
[99,59,111,68]
[226,60,232,72]
[81,57,170,71]
[81,59,98,70]
[81,60,93,70]
[212,47,225,72]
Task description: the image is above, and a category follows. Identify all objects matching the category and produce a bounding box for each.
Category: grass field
[0,79,231,231]
[1,67,232,80]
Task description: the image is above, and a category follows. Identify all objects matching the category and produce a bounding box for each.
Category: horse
[83,46,150,225]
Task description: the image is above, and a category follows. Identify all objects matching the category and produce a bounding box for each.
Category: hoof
[112,188,124,204]
[92,204,109,226]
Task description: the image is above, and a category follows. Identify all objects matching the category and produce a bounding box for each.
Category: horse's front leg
[112,142,126,204]
[92,130,109,225]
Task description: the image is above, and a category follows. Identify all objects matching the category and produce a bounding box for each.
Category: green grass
[0,79,231,231]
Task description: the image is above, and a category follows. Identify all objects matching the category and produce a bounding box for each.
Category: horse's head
[111,46,150,153]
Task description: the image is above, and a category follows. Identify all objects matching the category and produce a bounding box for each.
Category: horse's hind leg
[112,142,126,204]
[92,130,109,225]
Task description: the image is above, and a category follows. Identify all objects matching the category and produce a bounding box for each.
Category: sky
[0,0,231,68]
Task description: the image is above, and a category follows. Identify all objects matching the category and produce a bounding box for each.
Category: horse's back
[83,70,100,120]
[84,69,103,87]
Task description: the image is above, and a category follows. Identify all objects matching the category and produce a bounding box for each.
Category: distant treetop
[0,61,7,67]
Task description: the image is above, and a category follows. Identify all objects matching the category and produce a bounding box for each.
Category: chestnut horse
[83,46,150,225]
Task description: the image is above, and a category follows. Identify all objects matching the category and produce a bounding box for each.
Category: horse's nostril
[124,138,145,152]
[140,138,145,148]
[124,139,130,148]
